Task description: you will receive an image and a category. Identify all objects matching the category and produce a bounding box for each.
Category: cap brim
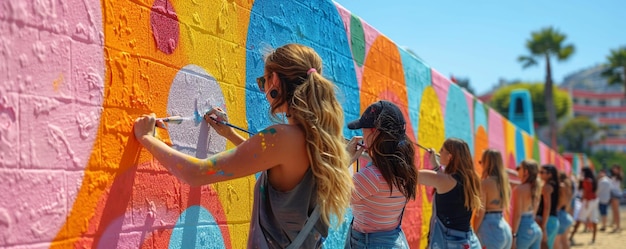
[347,119,362,130]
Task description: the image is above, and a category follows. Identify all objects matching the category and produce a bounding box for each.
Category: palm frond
[518,55,538,69]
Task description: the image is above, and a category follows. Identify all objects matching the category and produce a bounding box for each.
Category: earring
[270,89,278,98]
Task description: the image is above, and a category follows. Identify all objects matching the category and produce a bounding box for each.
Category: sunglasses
[256,75,266,92]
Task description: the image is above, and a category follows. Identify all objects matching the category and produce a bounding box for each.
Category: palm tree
[518,27,575,150]
[601,47,626,97]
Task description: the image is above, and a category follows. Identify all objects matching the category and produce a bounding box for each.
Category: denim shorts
[557,209,574,235]
[515,214,542,249]
[477,212,512,249]
[536,215,560,249]
[599,203,609,216]
[345,226,409,249]
[429,216,481,249]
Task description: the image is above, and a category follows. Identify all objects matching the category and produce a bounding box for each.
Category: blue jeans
[345,227,409,249]
[515,214,542,249]
[429,216,481,249]
[537,215,560,249]
[477,212,512,249]
[557,209,573,235]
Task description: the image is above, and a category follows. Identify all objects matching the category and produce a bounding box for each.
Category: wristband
[512,233,517,238]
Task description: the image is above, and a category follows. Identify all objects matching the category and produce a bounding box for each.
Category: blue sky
[334,0,625,95]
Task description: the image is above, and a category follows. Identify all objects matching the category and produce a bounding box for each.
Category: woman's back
[351,164,406,233]
[483,177,506,211]
[515,183,536,215]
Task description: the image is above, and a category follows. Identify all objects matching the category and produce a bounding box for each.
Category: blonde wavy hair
[480,149,511,210]
[263,44,353,225]
[519,159,541,206]
[443,138,482,211]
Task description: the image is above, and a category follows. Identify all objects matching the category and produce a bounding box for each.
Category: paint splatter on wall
[0,0,570,248]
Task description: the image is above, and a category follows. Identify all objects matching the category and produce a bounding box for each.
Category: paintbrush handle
[209,117,255,135]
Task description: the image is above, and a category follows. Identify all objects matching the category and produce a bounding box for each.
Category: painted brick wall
[0,0,571,248]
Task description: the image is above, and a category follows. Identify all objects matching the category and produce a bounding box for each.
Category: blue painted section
[245,0,359,139]
[169,205,225,249]
[515,129,526,165]
[323,208,354,248]
[444,84,474,155]
[399,49,431,139]
[508,89,535,136]
[474,101,488,133]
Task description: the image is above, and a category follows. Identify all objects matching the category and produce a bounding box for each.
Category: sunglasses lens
[256,76,265,92]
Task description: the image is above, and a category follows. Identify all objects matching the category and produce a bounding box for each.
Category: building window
[585,99,591,105]
[599,100,607,106]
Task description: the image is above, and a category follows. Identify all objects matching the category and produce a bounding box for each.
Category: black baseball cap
[347,100,406,130]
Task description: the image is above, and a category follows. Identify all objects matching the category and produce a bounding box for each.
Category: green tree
[489,82,571,127]
[590,151,626,179]
[601,47,626,97]
[558,117,598,153]
[518,27,575,150]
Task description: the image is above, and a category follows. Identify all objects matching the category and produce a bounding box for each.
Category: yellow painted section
[503,120,517,167]
[523,132,534,160]
[417,86,445,249]
[474,126,488,176]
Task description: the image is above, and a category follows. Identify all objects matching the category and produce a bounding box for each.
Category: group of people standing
[132,43,622,249]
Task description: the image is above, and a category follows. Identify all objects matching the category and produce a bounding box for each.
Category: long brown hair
[480,149,511,210]
[263,44,353,225]
[443,138,481,211]
[366,104,418,200]
[519,159,541,205]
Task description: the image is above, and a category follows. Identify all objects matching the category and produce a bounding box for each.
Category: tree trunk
[544,54,558,150]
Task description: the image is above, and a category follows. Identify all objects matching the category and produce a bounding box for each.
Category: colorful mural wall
[0,0,572,248]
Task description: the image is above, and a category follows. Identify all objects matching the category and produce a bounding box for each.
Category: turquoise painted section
[508,89,535,136]
[169,206,226,249]
[474,101,488,132]
[444,84,474,155]
[245,0,359,138]
[515,129,526,165]
[399,49,431,139]
[323,209,354,248]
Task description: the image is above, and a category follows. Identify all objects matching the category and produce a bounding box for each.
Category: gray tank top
[247,168,328,249]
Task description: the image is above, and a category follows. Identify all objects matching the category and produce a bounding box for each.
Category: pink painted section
[431,69,451,118]
[487,109,506,163]
[150,0,180,54]
[0,0,104,244]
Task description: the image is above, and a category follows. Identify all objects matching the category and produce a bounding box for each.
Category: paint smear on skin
[200,149,236,176]
[257,128,277,151]
[257,128,277,135]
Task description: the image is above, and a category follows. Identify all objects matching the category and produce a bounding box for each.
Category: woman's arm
[540,184,553,239]
[417,170,456,193]
[135,115,301,186]
[473,178,488,231]
[511,186,522,249]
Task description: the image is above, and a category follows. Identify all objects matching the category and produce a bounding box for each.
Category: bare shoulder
[259,124,305,143]
[514,183,530,193]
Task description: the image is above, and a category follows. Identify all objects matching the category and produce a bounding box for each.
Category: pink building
[570,90,626,152]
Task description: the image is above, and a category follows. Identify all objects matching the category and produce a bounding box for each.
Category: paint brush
[209,117,255,135]
[155,116,192,129]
